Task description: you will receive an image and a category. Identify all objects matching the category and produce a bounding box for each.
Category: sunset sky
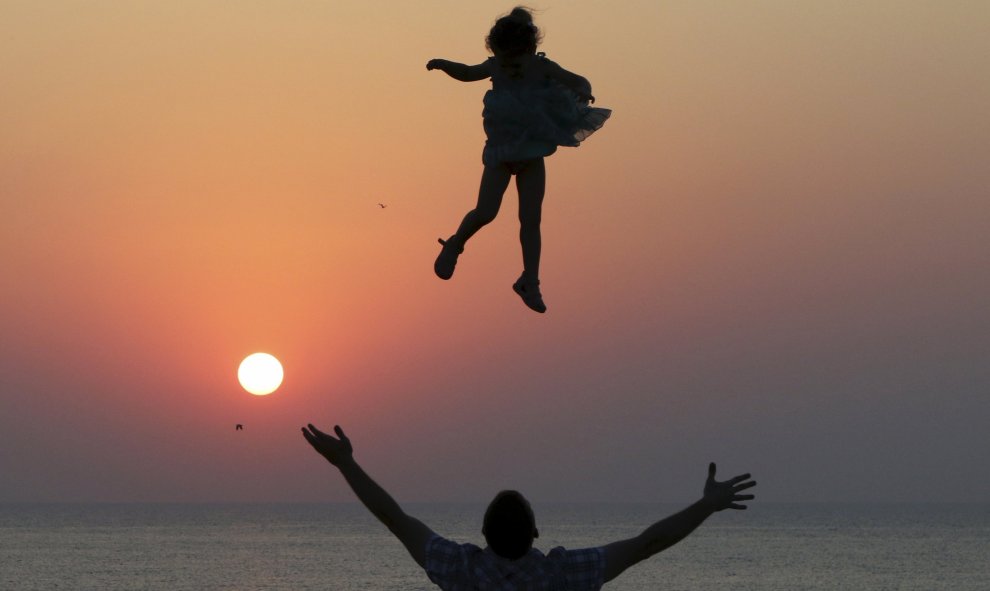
[2,1,988,504]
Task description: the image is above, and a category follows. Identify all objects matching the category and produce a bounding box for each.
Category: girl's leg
[511,158,547,313]
[453,164,512,242]
[515,158,546,281]
[435,164,512,280]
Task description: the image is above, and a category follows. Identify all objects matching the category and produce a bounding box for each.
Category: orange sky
[2,1,988,503]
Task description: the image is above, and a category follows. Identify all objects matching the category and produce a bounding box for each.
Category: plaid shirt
[424,535,605,591]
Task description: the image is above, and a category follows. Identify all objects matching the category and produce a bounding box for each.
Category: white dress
[481,54,611,166]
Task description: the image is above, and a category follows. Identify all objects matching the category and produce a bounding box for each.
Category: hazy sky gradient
[2,1,988,504]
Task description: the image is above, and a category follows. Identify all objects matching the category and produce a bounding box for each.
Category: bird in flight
[378,203,387,208]
[235,424,243,431]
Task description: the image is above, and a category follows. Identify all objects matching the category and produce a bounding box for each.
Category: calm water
[1,503,988,590]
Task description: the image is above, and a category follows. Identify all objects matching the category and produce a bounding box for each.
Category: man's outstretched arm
[602,463,756,583]
[301,424,436,568]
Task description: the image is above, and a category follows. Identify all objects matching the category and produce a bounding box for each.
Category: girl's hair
[485,6,542,56]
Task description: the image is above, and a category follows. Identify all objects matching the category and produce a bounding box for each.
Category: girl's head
[486,6,542,57]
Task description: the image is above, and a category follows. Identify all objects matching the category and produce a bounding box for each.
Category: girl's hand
[578,93,596,105]
[425,59,490,82]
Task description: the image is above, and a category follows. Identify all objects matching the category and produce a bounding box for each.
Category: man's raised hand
[703,463,756,511]
[302,424,354,466]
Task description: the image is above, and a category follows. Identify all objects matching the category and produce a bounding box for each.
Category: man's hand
[702,463,756,511]
[301,424,354,467]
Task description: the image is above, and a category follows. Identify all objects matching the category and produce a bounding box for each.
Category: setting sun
[237,353,284,395]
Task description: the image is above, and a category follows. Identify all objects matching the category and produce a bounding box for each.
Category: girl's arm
[544,60,595,103]
[426,59,491,82]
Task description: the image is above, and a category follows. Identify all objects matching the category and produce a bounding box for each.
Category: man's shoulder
[547,545,603,559]
[546,546,606,577]
[427,535,483,558]
[545,546,607,590]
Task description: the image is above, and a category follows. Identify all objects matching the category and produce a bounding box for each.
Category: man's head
[482,490,539,560]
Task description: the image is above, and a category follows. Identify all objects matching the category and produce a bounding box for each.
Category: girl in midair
[427,7,610,313]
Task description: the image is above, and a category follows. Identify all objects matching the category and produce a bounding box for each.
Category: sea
[1,503,987,590]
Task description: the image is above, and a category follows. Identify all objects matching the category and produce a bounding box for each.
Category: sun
[238,353,284,395]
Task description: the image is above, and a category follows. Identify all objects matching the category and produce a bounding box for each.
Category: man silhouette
[302,424,756,590]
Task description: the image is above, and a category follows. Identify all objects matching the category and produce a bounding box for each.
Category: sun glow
[238,353,284,395]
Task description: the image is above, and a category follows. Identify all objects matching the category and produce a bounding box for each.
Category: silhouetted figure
[302,423,755,590]
[378,203,387,208]
[235,424,243,431]
[427,7,611,313]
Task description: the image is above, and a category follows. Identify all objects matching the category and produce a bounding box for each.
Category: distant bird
[378,203,387,208]
[235,424,243,431]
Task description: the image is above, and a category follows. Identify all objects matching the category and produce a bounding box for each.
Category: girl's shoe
[434,236,463,280]
[512,277,546,313]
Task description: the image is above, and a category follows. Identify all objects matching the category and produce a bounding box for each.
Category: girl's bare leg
[435,164,512,280]
[510,158,547,312]
[453,164,513,243]
[515,158,546,281]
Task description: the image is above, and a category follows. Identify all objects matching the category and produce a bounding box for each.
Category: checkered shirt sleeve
[546,545,606,591]
[425,535,469,589]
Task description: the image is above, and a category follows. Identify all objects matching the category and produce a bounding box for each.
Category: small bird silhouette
[235,424,243,431]
[377,203,387,208]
